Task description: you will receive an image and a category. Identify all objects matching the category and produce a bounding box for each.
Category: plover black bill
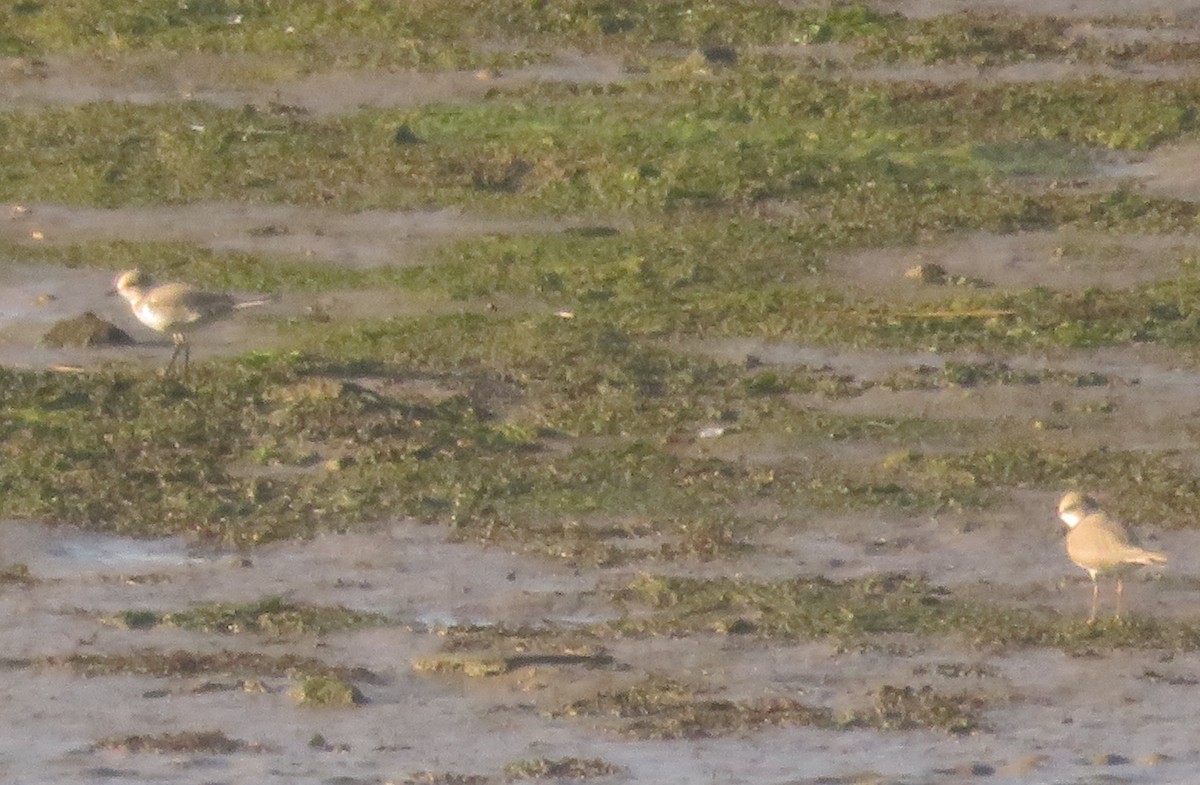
[1057,491,1167,623]
[112,269,273,376]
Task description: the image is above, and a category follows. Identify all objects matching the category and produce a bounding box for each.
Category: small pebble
[701,45,738,65]
[393,124,422,145]
[718,618,757,635]
[940,768,998,777]
[998,755,1049,776]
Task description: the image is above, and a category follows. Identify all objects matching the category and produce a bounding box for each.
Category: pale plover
[1057,491,1166,623]
[112,269,273,376]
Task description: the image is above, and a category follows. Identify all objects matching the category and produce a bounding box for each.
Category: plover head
[1057,491,1100,528]
[112,269,151,302]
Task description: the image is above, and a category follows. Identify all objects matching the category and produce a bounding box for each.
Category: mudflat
[4,2,1200,783]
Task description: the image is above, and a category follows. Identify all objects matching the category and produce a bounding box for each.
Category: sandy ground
[0,51,632,115]
[2,519,1200,785]
[0,203,582,268]
[8,4,1200,785]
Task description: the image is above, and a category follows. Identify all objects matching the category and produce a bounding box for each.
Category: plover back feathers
[1065,508,1167,576]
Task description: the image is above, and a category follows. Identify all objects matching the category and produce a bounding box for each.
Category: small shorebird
[1057,491,1167,623]
[112,269,273,376]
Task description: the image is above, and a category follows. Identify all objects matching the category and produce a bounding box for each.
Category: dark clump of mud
[92,730,256,754]
[42,311,133,348]
[504,756,624,780]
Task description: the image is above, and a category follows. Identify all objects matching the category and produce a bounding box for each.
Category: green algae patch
[111,610,160,630]
[398,223,1200,354]
[412,653,511,678]
[155,597,387,636]
[554,677,836,740]
[859,13,1200,69]
[43,648,376,682]
[4,73,1200,217]
[413,651,616,678]
[0,2,535,69]
[400,774,490,785]
[0,563,36,586]
[886,446,1200,530]
[5,42,1200,559]
[414,624,617,679]
[867,685,985,735]
[289,673,367,707]
[0,303,1185,559]
[879,361,1115,391]
[504,756,623,780]
[0,335,1021,552]
[554,675,985,738]
[617,573,1200,653]
[11,2,1186,75]
[1,237,405,294]
[0,359,537,544]
[92,730,259,754]
[0,1,888,65]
